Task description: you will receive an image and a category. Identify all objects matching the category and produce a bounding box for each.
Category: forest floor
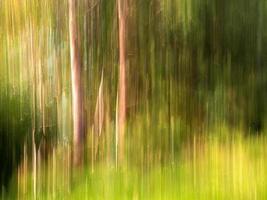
[8,133,267,200]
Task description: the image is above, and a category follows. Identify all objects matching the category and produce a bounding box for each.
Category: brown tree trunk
[117,0,127,164]
[68,0,84,166]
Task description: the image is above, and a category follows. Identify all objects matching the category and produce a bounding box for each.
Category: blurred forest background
[0,0,267,199]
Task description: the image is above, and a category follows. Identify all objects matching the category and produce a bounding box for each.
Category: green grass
[11,133,267,200]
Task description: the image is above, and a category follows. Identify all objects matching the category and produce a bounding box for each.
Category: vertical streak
[115,92,118,167]
[30,21,37,200]
[117,0,127,164]
[68,0,84,166]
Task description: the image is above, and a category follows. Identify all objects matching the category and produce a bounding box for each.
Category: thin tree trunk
[68,0,84,166]
[117,0,127,164]
[30,23,37,200]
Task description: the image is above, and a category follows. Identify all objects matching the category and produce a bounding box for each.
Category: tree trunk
[68,0,84,166]
[117,0,127,164]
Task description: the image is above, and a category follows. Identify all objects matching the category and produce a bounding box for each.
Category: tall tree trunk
[117,0,127,164]
[68,0,84,166]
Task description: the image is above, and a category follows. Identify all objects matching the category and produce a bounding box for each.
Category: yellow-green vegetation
[11,131,267,199]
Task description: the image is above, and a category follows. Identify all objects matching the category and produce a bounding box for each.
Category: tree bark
[117,0,127,163]
[68,0,84,166]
